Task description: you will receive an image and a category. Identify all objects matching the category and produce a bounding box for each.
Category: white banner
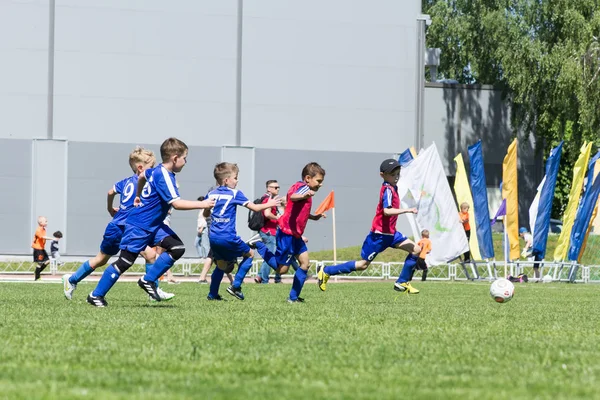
[398,143,468,265]
[529,176,545,237]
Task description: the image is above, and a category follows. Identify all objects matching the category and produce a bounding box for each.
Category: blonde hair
[129,146,156,173]
[37,216,47,225]
[460,202,470,210]
[160,137,188,162]
[213,162,239,184]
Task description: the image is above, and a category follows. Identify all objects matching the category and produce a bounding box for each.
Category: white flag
[529,176,545,237]
[398,143,468,265]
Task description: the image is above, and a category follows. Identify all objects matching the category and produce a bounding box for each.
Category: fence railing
[0,255,598,283]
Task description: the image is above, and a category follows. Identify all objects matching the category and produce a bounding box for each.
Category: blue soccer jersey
[206,186,249,239]
[126,165,180,231]
[111,174,139,226]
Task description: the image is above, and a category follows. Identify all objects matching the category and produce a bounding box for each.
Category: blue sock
[255,242,278,270]
[209,268,225,298]
[233,257,253,288]
[145,263,159,286]
[143,253,174,283]
[397,254,418,283]
[70,260,94,284]
[92,265,120,297]
[324,261,356,276]
[289,268,308,300]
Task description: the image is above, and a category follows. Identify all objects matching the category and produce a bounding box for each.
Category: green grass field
[2,281,600,399]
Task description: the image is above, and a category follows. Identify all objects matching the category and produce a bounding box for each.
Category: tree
[423,0,600,217]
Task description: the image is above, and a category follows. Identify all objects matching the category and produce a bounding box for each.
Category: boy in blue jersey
[62,146,162,300]
[87,138,215,307]
[205,162,281,301]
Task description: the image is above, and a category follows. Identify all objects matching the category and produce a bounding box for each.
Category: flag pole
[332,206,337,265]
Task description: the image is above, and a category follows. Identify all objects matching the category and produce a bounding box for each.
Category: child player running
[252,162,326,302]
[204,162,281,301]
[317,158,423,294]
[62,147,166,300]
[86,138,214,307]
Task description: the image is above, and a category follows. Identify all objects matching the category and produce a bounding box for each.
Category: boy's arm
[171,198,215,211]
[383,207,418,217]
[133,174,147,207]
[264,207,278,221]
[290,188,315,202]
[246,197,281,212]
[309,213,326,220]
[107,187,118,217]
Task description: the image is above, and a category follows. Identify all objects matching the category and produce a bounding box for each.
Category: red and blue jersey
[111,174,138,226]
[126,165,180,232]
[370,182,399,235]
[278,181,312,238]
[206,186,249,239]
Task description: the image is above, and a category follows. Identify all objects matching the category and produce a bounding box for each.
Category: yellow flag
[453,153,482,260]
[554,142,593,261]
[502,139,520,261]
[578,159,600,262]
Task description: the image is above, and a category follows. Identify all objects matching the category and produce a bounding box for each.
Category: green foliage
[423,1,600,214]
[3,282,600,399]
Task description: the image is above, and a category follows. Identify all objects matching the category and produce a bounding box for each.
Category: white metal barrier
[1,255,597,283]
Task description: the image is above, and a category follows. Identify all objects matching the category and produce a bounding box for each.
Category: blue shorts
[119,223,177,254]
[210,235,250,262]
[360,231,408,261]
[100,222,126,256]
[275,231,307,266]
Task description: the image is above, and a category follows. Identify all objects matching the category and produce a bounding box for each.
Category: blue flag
[532,142,563,259]
[568,151,600,261]
[398,148,415,167]
[468,141,494,259]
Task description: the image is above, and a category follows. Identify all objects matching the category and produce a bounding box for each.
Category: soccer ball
[542,274,553,283]
[490,278,515,303]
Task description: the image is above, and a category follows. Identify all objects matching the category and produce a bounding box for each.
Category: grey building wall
[0,1,49,140]
[241,0,420,153]
[0,139,32,254]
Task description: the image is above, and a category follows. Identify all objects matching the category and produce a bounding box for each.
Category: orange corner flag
[315,191,335,215]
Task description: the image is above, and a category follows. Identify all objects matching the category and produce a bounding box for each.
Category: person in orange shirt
[458,202,471,262]
[411,229,432,281]
[32,216,57,280]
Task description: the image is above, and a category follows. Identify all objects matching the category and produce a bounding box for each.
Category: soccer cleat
[394,282,420,294]
[226,285,245,301]
[138,278,161,301]
[149,287,175,302]
[254,276,263,284]
[62,274,77,300]
[246,233,262,249]
[288,297,305,303]
[207,294,226,301]
[317,265,329,291]
[87,293,108,307]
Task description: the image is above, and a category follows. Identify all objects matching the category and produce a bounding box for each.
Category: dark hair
[301,162,326,179]
[160,137,188,161]
[53,231,63,238]
[265,180,278,187]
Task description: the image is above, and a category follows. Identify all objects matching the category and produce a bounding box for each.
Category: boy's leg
[142,235,185,300]
[319,233,380,291]
[34,250,50,280]
[88,249,139,306]
[208,264,226,299]
[258,232,275,283]
[393,237,420,294]
[289,252,310,301]
[226,237,254,300]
